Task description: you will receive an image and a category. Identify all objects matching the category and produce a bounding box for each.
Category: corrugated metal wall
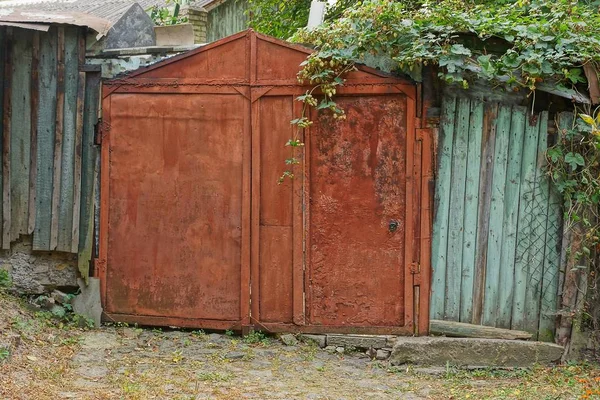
[0,26,99,273]
[207,0,248,42]
[431,95,563,341]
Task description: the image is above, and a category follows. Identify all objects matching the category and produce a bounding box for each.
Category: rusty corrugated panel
[100,30,430,334]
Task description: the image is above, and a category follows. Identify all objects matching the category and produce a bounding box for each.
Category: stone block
[280,334,298,346]
[327,334,389,349]
[298,334,327,348]
[1,236,78,295]
[390,337,564,367]
[376,349,391,360]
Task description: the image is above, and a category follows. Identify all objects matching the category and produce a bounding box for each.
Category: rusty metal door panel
[105,93,248,324]
[253,94,296,324]
[307,95,408,327]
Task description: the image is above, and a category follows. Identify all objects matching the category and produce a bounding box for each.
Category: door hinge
[411,262,421,286]
[410,262,420,274]
[94,119,102,145]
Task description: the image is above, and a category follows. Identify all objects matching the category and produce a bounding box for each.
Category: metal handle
[388,220,399,232]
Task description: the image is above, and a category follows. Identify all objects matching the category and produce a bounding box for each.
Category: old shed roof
[0,0,223,23]
[0,7,112,33]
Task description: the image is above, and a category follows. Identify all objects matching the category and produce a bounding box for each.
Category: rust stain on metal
[308,96,407,327]
[106,93,246,321]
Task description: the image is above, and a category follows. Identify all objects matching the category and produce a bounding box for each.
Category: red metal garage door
[97,30,431,334]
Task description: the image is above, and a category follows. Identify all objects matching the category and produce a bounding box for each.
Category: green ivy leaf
[547,147,563,163]
[565,152,585,170]
[449,44,471,56]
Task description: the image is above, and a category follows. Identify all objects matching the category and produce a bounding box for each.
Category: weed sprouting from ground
[0,269,11,290]
[197,371,234,383]
[0,347,9,361]
[243,331,270,346]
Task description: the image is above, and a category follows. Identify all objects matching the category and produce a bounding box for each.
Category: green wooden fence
[431,94,563,341]
[207,0,249,43]
[0,26,99,277]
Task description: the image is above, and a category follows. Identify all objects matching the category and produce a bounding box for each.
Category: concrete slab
[390,337,564,367]
[327,334,390,349]
[72,278,102,328]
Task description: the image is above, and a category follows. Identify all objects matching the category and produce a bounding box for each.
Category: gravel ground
[1,292,599,400]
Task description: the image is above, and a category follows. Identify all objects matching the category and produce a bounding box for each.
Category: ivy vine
[272,0,600,330]
[547,112,600,330]
[278,0,600,183]
[279,54,355,183]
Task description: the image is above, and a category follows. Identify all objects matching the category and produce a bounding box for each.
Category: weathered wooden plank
[33,28,58,251]
[57,27,78,252]
[430,96,456,320]
[482,105,512,327]
[28,31,40,235]
[524,111,550,338]
[510,113,542,331]
[445,97,470,321]
[71,75,85,252]
[496,106,526,328]
[459,98,483,323]
[71,31,86,253]
[583,64,600,105]
[472,103,498,325]
[77,71,100,278]
[50,26,65,251]
[2,28,13,250]
[430,319,533,340]
[0,28,5,247]
[538,114,565,341]
[9,28,33,242]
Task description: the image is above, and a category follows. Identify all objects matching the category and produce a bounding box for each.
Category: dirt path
[65,328,431,400]
[1,293,599,399]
